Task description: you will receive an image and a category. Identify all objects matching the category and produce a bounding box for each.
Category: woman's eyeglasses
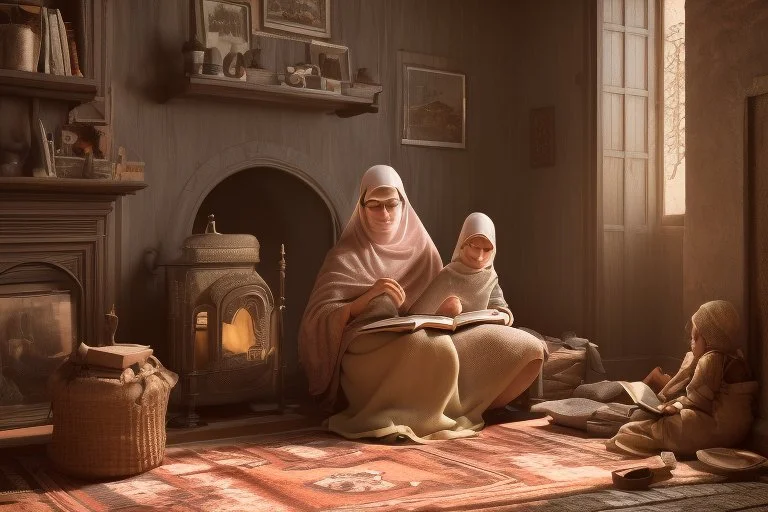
[464,241,493,253]
[363,199,402,211]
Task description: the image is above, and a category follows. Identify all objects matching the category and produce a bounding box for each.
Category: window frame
[658,0,685,227]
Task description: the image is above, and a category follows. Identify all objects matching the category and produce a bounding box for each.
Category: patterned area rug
[0,418,765,511]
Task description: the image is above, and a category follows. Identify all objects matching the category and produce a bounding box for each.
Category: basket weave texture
[47,356,178,479]
[0,23,40,72]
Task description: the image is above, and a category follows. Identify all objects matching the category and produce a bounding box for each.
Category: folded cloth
[586,403,657,437]
[573,381,627,402]
[587,419,623,438]
[562,332,607,383]
[592,402,638,422]
[531,398,605,430]
[532,398,659,436]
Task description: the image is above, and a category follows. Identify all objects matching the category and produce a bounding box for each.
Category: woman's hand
[435,296,462,317]
[349,278,406,318]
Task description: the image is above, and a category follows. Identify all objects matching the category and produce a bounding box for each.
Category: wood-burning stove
[166,215,283,427]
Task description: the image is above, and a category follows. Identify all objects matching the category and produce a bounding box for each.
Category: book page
[94,344,151,355]
[360,314,453,333]
[411,315,455,330]
[619,381,663,415]
[454,309,507,328]
[359,316,417,333]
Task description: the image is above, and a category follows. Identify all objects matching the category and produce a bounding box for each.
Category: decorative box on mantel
[166,215,280,428]
[0,177,147,432]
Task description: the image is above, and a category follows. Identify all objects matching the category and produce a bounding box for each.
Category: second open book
[618,381,663,415]
[359,308,509,334]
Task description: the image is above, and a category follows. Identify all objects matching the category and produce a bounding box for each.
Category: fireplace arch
[160,144,345,403]
[161,142,343,265]
[187,167,337,399]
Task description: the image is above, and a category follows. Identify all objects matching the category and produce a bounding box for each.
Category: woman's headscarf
[450,212,497,269]
[298,165,443,397]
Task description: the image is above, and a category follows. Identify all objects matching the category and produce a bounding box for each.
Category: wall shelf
[0,177,147,195]
[0,69,98,103]
[172,75,379,117]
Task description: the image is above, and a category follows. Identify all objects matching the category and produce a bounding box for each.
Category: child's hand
[657,403,680,415]
[436,296,462,317]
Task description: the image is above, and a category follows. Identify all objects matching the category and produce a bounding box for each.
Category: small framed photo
[262,0,330,39]
[309,40,350,82]
[401,65,466,149]
[197,0,252,57]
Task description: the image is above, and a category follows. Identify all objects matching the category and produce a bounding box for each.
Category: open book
[359,309,508,335]
[618,381,663,415]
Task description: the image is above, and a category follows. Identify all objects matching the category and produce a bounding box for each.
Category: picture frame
[309,40,350,82]
[398,53,466,149]
[262,0,330,39]
[197,0,252,58]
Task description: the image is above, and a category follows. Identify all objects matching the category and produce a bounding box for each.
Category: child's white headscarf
[451,212,496,269]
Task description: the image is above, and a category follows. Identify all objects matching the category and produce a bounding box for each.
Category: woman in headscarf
[606,300,758,456]
[299,167,544,442]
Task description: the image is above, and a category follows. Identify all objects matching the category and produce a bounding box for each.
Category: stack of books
[38,6,81,76]
[73,343,153,380]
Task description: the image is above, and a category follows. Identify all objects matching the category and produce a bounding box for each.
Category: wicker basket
[47,356,178,480]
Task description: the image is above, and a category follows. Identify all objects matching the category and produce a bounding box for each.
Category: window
[662,0,685,217]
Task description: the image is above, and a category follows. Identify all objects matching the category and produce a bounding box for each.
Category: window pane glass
[663,0,685,215]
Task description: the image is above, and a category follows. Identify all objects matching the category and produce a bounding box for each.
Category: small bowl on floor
[612,466,654,490]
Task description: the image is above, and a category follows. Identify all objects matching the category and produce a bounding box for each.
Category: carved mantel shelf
[0,69,99,103]
[0,177,147,196]
[0,176,147,379]
[171,75,379,117]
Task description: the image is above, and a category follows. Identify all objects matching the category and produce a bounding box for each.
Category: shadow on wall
[192,167,336,398]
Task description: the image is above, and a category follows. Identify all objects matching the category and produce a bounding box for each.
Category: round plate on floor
[696,447,767,473]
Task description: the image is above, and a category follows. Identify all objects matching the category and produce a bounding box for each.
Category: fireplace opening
[192,167,337,400]
[0,263,81,430]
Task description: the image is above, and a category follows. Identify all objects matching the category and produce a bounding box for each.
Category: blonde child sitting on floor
[606,300,758,457]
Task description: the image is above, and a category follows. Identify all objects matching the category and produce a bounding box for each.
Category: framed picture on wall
[309,40,350,81]
[197,0,252,56]
[261,0,330,39]
[400,62,466,149]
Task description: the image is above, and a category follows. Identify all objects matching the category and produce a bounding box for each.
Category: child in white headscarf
[607,300,758,456]
[409,212,513,324]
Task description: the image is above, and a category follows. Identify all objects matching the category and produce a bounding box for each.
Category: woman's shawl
[298,165,442,397]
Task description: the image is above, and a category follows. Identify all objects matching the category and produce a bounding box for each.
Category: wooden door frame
[584,0,600,343]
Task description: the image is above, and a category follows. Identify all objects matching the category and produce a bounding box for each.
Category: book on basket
[77,343,152,370]
[617,381,663,415]
[359,308,508,334]
[79,363,140,380]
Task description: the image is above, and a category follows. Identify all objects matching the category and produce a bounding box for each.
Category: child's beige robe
[608,350,757,456]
